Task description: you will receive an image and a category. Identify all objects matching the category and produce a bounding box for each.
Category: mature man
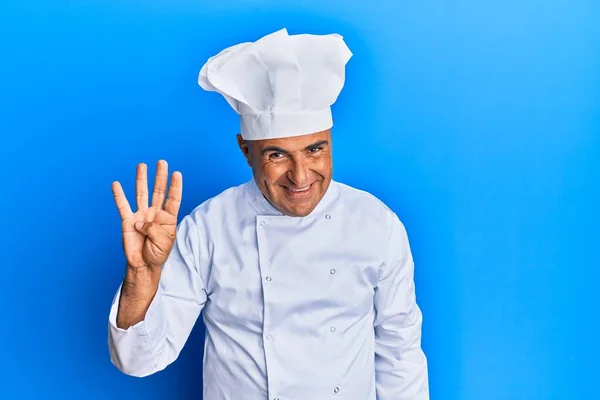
[108,28,429,399]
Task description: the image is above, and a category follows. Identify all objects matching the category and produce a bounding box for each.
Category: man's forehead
[250,129,331,148]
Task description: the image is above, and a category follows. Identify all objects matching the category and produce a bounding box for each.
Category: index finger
[164,171,183,217]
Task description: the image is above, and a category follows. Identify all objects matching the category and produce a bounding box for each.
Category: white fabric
[198,28,352,140]
[107,179,429,399]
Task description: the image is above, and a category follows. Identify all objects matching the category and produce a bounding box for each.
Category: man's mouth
[286,185,311,192]
[282,183,314,197]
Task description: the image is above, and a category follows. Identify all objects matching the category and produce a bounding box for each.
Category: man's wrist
[122,267,159,298]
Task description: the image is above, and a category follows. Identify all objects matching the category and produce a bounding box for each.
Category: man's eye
[269,152,284,159]
[309,147,322,153]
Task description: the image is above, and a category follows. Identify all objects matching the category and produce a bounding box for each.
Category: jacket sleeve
[107,215,207,377]
[373,213,429,399]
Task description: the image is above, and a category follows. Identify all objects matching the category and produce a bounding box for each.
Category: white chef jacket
[108,178,429,400]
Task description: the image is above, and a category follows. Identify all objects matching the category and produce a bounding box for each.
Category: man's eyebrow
[261,140,329,155]
[261,146,289,155]
[304,140,329,150]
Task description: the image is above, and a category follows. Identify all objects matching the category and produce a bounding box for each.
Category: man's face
[237,129,333,217]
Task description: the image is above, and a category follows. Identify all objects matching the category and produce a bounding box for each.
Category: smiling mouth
[282,183,314,196]
[286,185,310,192]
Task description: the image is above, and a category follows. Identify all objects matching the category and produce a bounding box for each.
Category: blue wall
[1,1,598,399]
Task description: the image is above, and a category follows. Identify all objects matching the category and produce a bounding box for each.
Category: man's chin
[276,198,319,217]
[267,182,328,216]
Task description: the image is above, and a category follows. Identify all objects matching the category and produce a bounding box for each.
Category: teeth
[287,185,310,192]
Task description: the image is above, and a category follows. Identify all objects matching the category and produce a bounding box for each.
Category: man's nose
[287,159,309,186]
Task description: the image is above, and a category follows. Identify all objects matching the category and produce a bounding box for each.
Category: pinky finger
[112,181,133,220]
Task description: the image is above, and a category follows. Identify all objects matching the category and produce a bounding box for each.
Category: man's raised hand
[112,160,183,273]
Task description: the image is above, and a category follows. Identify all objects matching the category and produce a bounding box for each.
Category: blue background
[1,1,598,399]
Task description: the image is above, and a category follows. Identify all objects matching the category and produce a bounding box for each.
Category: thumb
[134,220,172,245]
[134,220,150,235]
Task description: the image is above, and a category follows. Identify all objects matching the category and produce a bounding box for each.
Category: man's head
[237,129,333,217]
[198,29,351,216]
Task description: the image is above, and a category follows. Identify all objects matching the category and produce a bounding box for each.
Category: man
[108,28,429,399]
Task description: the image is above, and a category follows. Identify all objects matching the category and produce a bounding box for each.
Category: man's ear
[236,133,252,167]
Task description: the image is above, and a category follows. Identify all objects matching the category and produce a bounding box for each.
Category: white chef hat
[198,28,352,140]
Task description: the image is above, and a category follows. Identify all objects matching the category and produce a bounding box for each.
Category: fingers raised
[151,160,169,209]
[164,171,183,217]
[112,181,133,220]
[136,163,149,211]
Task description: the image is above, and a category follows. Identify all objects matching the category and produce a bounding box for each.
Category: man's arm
[373,213,429,399]
[107,215,207,377]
